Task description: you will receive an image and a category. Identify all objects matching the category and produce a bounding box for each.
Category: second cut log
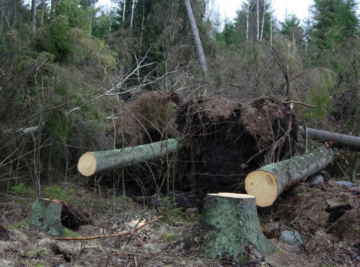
[245,146,337,207]
[78,139,182,177]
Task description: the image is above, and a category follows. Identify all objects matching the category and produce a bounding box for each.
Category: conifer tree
[310,0,358,50]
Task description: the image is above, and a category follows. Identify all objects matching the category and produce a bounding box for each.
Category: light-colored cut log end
[77,152,97,177]
[245,170,278,207]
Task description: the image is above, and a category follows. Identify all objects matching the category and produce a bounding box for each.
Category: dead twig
[53,216,162,241]
[283,101,316,109]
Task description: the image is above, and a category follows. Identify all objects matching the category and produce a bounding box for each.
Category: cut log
[78,138,182,177]
[198,193,276,261]
[299,126,360,152]
[245,146,337,207]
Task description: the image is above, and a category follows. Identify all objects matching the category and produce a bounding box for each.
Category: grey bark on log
[198,193,276,261]
[299,126,360,152]
[245,146,337,207]
[184,0,207,73]
[77,138,182,177]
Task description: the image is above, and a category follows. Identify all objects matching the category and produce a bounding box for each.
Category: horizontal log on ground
[77,138,182,177]
[245,146,337,207]
[299,126,360,152]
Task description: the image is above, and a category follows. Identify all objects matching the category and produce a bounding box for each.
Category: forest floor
[0,175,360,267]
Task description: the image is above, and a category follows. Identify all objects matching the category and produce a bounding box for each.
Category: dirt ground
[1,177,360,267]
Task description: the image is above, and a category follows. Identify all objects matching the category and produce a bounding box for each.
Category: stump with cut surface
[198,193,276,261]
[245,146,337,207]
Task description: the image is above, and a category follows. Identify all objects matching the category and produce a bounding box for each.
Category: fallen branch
[53,216,162,241]
[283,101,316,108]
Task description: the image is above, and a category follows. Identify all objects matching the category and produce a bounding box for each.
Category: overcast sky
[218,0,312,23]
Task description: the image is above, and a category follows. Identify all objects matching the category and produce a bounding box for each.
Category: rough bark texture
[198,193,276,261]
[78,138,182,176]
[245,146,337,207]
[299,126,360,152]
[184,0,207,73]
[29,198,64,237]
[31,0,36,33]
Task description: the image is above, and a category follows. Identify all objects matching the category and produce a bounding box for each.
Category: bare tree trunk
[256,0,259,41]
[270,14,272,46]
[260,0,266,41]
[246,2,249,40]
[31,0,36,33]
[40,0,45,26]
[89,0,93,34]
[123,0,126,21]
[130,0,136,29]
[51,0,55,15]
[184,0,207,73]
[0,7,3,33]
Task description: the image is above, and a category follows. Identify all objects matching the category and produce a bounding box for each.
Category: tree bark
[299,126,360,152]
[31,0,37,34]
[198,193,276,261]
[246,2,249,39]
[245,146,337,207]
[260,0,266,41]
[29,198,65,237]
[130,0,136,29]
[256,0,259,41]
[184,0,207,73]
[123,0,126,22]
[78,138,182,177]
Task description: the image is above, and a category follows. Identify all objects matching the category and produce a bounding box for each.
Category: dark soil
[175,96,299,194]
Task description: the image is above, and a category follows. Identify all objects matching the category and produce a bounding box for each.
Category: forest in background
[1,0,360,196]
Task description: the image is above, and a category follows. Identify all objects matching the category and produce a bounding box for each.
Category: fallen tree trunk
[198,193,276,261]
[299,126,360,152]
[77,138,182,177]
[245,146,337,207]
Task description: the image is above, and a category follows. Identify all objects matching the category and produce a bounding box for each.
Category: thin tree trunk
[298,126,360,152]
[256,0,259,41]
[40,0,45,26]
[130,0,136,29]
[0,7,3,33]
[184,0,208,73]
[31,0,36,33]
[123,0,126,21]
[260,0,266,41]
[246,2,249,39]
[51,0,55,16]
[89,0,93,34]
[293,33,295,57]
[270,14,272,46]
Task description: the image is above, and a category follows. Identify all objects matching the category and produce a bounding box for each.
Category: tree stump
[198,193,276,261]
[29,198,65,237]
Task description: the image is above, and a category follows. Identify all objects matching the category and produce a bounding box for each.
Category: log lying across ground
[299,126,360,152]
[198,193,276,261]
[78,139,182,176]
[245,146,337,207]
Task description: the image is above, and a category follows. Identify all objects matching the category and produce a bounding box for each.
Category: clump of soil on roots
[175,96,299,194]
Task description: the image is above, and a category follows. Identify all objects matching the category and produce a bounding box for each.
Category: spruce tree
[310,0,358,50]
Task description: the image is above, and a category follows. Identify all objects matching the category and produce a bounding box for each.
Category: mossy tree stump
[198,193,276,261]
[29,198,65,237]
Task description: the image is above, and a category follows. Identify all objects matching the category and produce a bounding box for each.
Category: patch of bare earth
[1,177,360,266]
